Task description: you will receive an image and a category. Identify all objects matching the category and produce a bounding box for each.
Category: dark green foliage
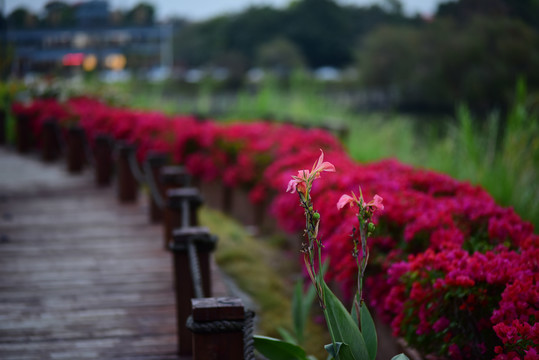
[173,0,413,69]
[359,16,539,114]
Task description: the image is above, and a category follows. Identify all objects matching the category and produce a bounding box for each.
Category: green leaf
[322,282,370,360]
[391,354,410,360]
[325,342,354,359]
[254,335,309,360]
[277,326,298,345]
[360,303,377,360]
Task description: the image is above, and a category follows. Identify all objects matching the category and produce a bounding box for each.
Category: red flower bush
[14,95,538,360]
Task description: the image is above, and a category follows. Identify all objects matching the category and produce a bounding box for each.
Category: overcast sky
[4,0,450,21]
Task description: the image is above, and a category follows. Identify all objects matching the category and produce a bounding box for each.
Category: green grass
[199,207,330,359]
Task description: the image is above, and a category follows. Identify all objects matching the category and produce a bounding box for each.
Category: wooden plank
[0,149,232,359]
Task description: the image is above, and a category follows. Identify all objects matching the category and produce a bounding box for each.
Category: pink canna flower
[286,169,310,194]
[286,150,335,194]
[337,190,384,213]
[366,194,384,211]
[311,149,336,176]
[337,194,355,210]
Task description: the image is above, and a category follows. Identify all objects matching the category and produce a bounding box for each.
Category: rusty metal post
[189,297,246,360]
[94,134,114,187]
[15,115,32,153]
[66,126,86,173]
[41,119,62,162]
[116,142,138,202]
[163,186,201,250]
[169,227,217,356]
[144,152,168,223]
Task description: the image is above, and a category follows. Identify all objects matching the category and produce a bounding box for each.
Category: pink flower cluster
[13,96,538,360]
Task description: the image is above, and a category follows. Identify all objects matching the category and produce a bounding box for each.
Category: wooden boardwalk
[0,149,227,359]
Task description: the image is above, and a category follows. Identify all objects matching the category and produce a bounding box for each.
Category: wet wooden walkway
[0,149,226,359]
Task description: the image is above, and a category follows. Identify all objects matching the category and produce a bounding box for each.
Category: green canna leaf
[360,303,377,360]
[322,282,370,360]
[254,335,309,360]
[391,354,410,360]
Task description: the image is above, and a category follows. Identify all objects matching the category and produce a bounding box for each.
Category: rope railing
[187,239,204,299]
[127,148,147,185]
[186,297,256,360]
[143,160,166,210]
[22,122,258,359]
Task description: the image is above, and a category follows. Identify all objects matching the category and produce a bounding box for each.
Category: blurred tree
[225,6,285,62]
[44,1,75,28]
[359,16,539,114]
[381,0,404,15]
[7,7,39,29]
[256,37,306,74]
[173,16,230,67]
[284,0,352,68]
[212,51,248,89]
[109,10,125,26]
[436,0,539,30]
[172,0,414,70]
[126,2,155,26]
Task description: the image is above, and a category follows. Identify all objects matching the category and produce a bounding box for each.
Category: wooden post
[94,134,114,187]
[223,185,233,214]
[169,227,217,356]
[144,152,168,223]
[160,166,192,191]
[116,142,138,202]
[66,126,86,173]
[15,115,32,153]
[0,108,6,145]
[198,180,233,213]
[189,297,246,360]
[163,187,201,250]
[41,119,62,162]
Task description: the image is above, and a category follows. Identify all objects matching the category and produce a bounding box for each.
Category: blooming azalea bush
[12,95,538,360]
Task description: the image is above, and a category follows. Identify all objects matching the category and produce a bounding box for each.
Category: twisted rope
[143,161,166,209]
[185,310,256,359]
[186,316,244,333]
[187,239,204,299]
[243,310,256,360]
[127,150,147,184]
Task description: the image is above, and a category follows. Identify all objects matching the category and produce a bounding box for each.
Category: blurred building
[6,0,173,77]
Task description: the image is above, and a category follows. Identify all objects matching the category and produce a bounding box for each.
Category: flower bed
[12,96,538,360]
